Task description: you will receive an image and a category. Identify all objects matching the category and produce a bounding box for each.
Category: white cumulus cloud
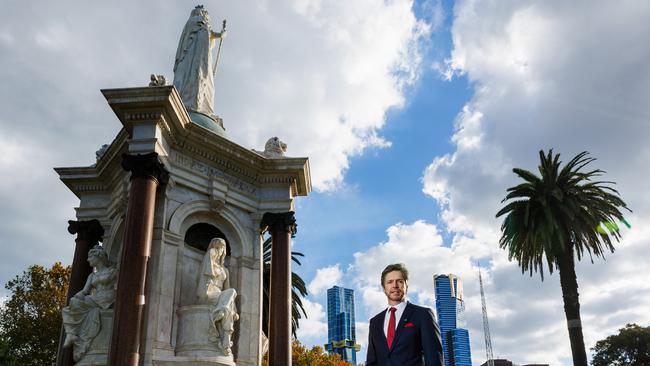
[295,297,328,340]
[308,264,343,296]
[421,1,650,364]
[0,0,429,295]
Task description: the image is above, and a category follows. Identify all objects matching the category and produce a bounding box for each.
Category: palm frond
[262,235,309,338]
[496,149,630,280]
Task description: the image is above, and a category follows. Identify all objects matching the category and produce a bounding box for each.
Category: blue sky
[1,1,650,365]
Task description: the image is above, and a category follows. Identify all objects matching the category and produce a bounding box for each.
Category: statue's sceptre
[212,19,227,77]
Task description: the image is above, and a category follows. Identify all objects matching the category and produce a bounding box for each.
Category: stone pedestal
[153,357,235,366]
[176,305,235,366]
[76,310,113,366]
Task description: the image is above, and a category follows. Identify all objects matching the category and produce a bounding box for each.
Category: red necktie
[387,307,396,349]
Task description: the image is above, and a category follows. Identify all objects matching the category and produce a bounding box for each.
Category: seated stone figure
[197,238,239,356]
[62,245,117,361]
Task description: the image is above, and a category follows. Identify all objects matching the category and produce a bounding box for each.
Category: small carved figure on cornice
[95,144,109,162]
[254,137,287,158]
[149,74,167,87]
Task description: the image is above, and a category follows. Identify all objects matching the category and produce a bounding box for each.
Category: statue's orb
[188,111,227,137]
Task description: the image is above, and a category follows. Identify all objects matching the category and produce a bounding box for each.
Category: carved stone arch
[170,200,249,359]
[105,216,125,264]
[167,199,251,258]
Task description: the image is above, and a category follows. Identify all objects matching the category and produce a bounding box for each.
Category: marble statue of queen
[173,5,226,116]
[198,238,239,356]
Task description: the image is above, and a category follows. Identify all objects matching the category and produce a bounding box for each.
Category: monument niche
[55,5,311,366]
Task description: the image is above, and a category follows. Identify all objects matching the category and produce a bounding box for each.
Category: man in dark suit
[366,263,443,366]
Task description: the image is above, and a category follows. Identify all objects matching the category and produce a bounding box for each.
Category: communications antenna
[479,266,495,366]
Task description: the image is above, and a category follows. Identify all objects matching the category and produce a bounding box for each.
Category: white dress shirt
[383,300,408,337]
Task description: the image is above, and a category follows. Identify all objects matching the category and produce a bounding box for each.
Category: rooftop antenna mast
[479,265,495,366]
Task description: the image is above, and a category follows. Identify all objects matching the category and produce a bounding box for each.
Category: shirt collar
[387,300,407,312]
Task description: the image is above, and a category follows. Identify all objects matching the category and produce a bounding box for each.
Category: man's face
[383,270,407,304]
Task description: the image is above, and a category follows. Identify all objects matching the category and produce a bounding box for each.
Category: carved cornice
[121,152,169,185]
[124,110,177,145]
[260,211,297,235]
[176,141,310,196]
[102,86,189,147]
[99,86,311,197]
[95,129,129,171]
[172,151,257,195]
[55,131,129,199]
[124,110,164,122]
[67,219,105,244]
[74,183,108,192]
[178,140,258,180]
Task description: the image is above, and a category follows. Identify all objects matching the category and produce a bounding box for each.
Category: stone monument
[55,5,311,366]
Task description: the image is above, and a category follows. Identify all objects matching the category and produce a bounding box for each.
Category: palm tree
[262,236,308,338]
[496,150,630,366]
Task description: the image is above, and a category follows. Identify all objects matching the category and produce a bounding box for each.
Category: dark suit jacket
[366,302,443,366]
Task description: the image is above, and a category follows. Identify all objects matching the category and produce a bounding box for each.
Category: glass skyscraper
[434,274,473,366]
[325,286,359,363]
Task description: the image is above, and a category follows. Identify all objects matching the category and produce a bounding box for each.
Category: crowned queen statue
[173,5,226,119]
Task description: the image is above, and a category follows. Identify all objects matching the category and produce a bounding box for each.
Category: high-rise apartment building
[325,286,360,363]
[434,274,473,366]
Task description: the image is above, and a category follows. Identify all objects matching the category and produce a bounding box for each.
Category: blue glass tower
[325,286,359,363]
[434,274,472,366]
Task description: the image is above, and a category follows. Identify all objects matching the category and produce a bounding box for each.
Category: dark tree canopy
[0,337,18,366]
[591,323,650,366]
[0,263,70,366]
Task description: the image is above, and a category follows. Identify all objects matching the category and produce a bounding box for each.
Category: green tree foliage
[261,339,352,366]
[496,150,630,366]
[262,236,308,338]
[591,323,650,366]
[0,337,18,366]
[0,263,71,365]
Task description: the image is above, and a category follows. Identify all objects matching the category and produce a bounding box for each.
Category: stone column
[56,219,105,366]
[109,152,168,366]
[260,212,296,366]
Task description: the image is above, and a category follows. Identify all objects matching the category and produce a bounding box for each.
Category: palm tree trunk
[557,244,588,366]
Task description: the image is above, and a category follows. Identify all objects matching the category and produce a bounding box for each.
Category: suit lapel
[390,302,415,352]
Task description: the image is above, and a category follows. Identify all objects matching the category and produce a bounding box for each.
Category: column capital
[260,211,297,235]
[121,152,169,184]
[67,219,104,244]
